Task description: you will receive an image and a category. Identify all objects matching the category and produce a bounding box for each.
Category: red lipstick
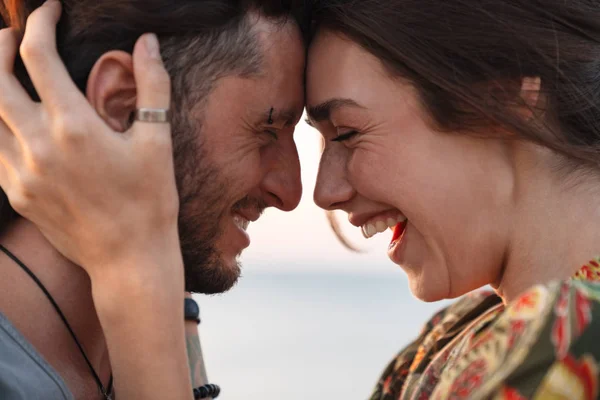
[390,221,407,244]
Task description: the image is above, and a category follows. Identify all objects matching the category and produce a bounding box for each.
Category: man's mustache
[231,196,268,219]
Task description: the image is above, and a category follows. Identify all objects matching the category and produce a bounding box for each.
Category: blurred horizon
[197,267,451,400]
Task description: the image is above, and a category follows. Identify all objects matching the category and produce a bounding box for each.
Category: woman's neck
[495,148,600,303]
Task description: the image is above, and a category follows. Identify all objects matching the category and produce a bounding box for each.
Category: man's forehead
[253,13,306,66]
[250,20,305,126]
[206,14,304,128]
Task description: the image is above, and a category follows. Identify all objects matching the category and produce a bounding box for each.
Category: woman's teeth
[361,213,407,239]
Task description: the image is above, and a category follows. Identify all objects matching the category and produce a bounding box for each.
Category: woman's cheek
[346,150,364,182]
[347,149,385,194]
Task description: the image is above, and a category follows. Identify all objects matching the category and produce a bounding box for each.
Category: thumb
[131,33,172,135]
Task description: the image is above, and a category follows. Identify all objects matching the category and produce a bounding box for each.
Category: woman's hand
[0,1,192,398]
[0,0,180,279]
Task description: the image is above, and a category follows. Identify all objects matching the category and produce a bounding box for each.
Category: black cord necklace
[0,244,113,400]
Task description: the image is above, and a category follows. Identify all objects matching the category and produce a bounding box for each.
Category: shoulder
[0,312,73,400]
[370,290,501,400]
[432,279,600,400]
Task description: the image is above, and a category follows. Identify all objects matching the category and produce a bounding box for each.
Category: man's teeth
[361,213,407,239]
[233,214,250,231]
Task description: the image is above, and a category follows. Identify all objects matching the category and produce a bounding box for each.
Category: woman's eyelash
[332,130,359,142]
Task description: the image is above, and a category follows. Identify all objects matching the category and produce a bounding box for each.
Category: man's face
[173,18,305,294]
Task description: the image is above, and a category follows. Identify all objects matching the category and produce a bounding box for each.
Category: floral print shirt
[370,259,600,400]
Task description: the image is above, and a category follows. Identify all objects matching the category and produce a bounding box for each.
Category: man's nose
[313,146,355,210]
[260,137,302,211]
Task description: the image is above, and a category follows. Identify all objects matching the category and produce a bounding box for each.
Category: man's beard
[171,110,266,294]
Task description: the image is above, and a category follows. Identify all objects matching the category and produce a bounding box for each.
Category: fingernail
[145,33,161,60]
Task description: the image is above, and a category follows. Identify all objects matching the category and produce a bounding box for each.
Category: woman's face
[307,31,516,301]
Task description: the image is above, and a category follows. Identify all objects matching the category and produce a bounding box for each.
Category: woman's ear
[86,50,137,132]
[519,76,542,120]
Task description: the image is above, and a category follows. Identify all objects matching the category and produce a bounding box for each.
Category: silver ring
[134,108,171,123]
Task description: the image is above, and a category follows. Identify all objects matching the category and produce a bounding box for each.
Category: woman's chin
[405,264,454,303]
[408,270,486,302]
[408,280,449,303]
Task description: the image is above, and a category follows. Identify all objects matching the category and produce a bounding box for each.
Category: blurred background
[194,118,451,399]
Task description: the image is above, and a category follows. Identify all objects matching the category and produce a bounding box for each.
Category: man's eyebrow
[306,98,365,123]
[264,107,301,127]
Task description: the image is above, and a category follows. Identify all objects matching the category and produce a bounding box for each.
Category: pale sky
[240,116,399,274]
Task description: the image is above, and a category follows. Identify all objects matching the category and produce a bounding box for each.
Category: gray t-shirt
[0,311,74,399]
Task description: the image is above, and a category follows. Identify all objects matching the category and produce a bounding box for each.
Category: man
[0,0,308,398]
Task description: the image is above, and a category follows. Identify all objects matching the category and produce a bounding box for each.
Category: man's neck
[0,218,111,396]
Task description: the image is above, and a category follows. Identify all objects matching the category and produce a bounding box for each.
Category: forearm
[92,254,192,400]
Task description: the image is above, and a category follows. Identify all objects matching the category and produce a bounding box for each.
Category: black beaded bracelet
[193,384,220,399]
[184,298,201,324]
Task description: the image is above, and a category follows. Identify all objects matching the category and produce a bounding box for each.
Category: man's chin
[184,257,241,294]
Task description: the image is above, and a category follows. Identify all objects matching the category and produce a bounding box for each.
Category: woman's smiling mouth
[350,210,407,239]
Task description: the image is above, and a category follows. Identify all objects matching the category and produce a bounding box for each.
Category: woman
[1,1,600,400]
[307,1,600,399]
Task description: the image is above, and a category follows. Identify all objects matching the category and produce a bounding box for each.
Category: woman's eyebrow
[306,98,366,122]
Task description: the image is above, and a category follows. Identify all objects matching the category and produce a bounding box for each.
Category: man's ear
[86,51,137,132]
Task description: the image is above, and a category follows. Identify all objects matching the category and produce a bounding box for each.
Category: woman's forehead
[306,32,398,107]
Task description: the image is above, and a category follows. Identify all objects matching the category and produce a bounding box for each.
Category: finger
[131,34,172,138]
[0,27,38,131]
[19,0,88,114]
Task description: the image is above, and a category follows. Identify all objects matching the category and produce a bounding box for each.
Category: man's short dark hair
[0,0,312,228]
